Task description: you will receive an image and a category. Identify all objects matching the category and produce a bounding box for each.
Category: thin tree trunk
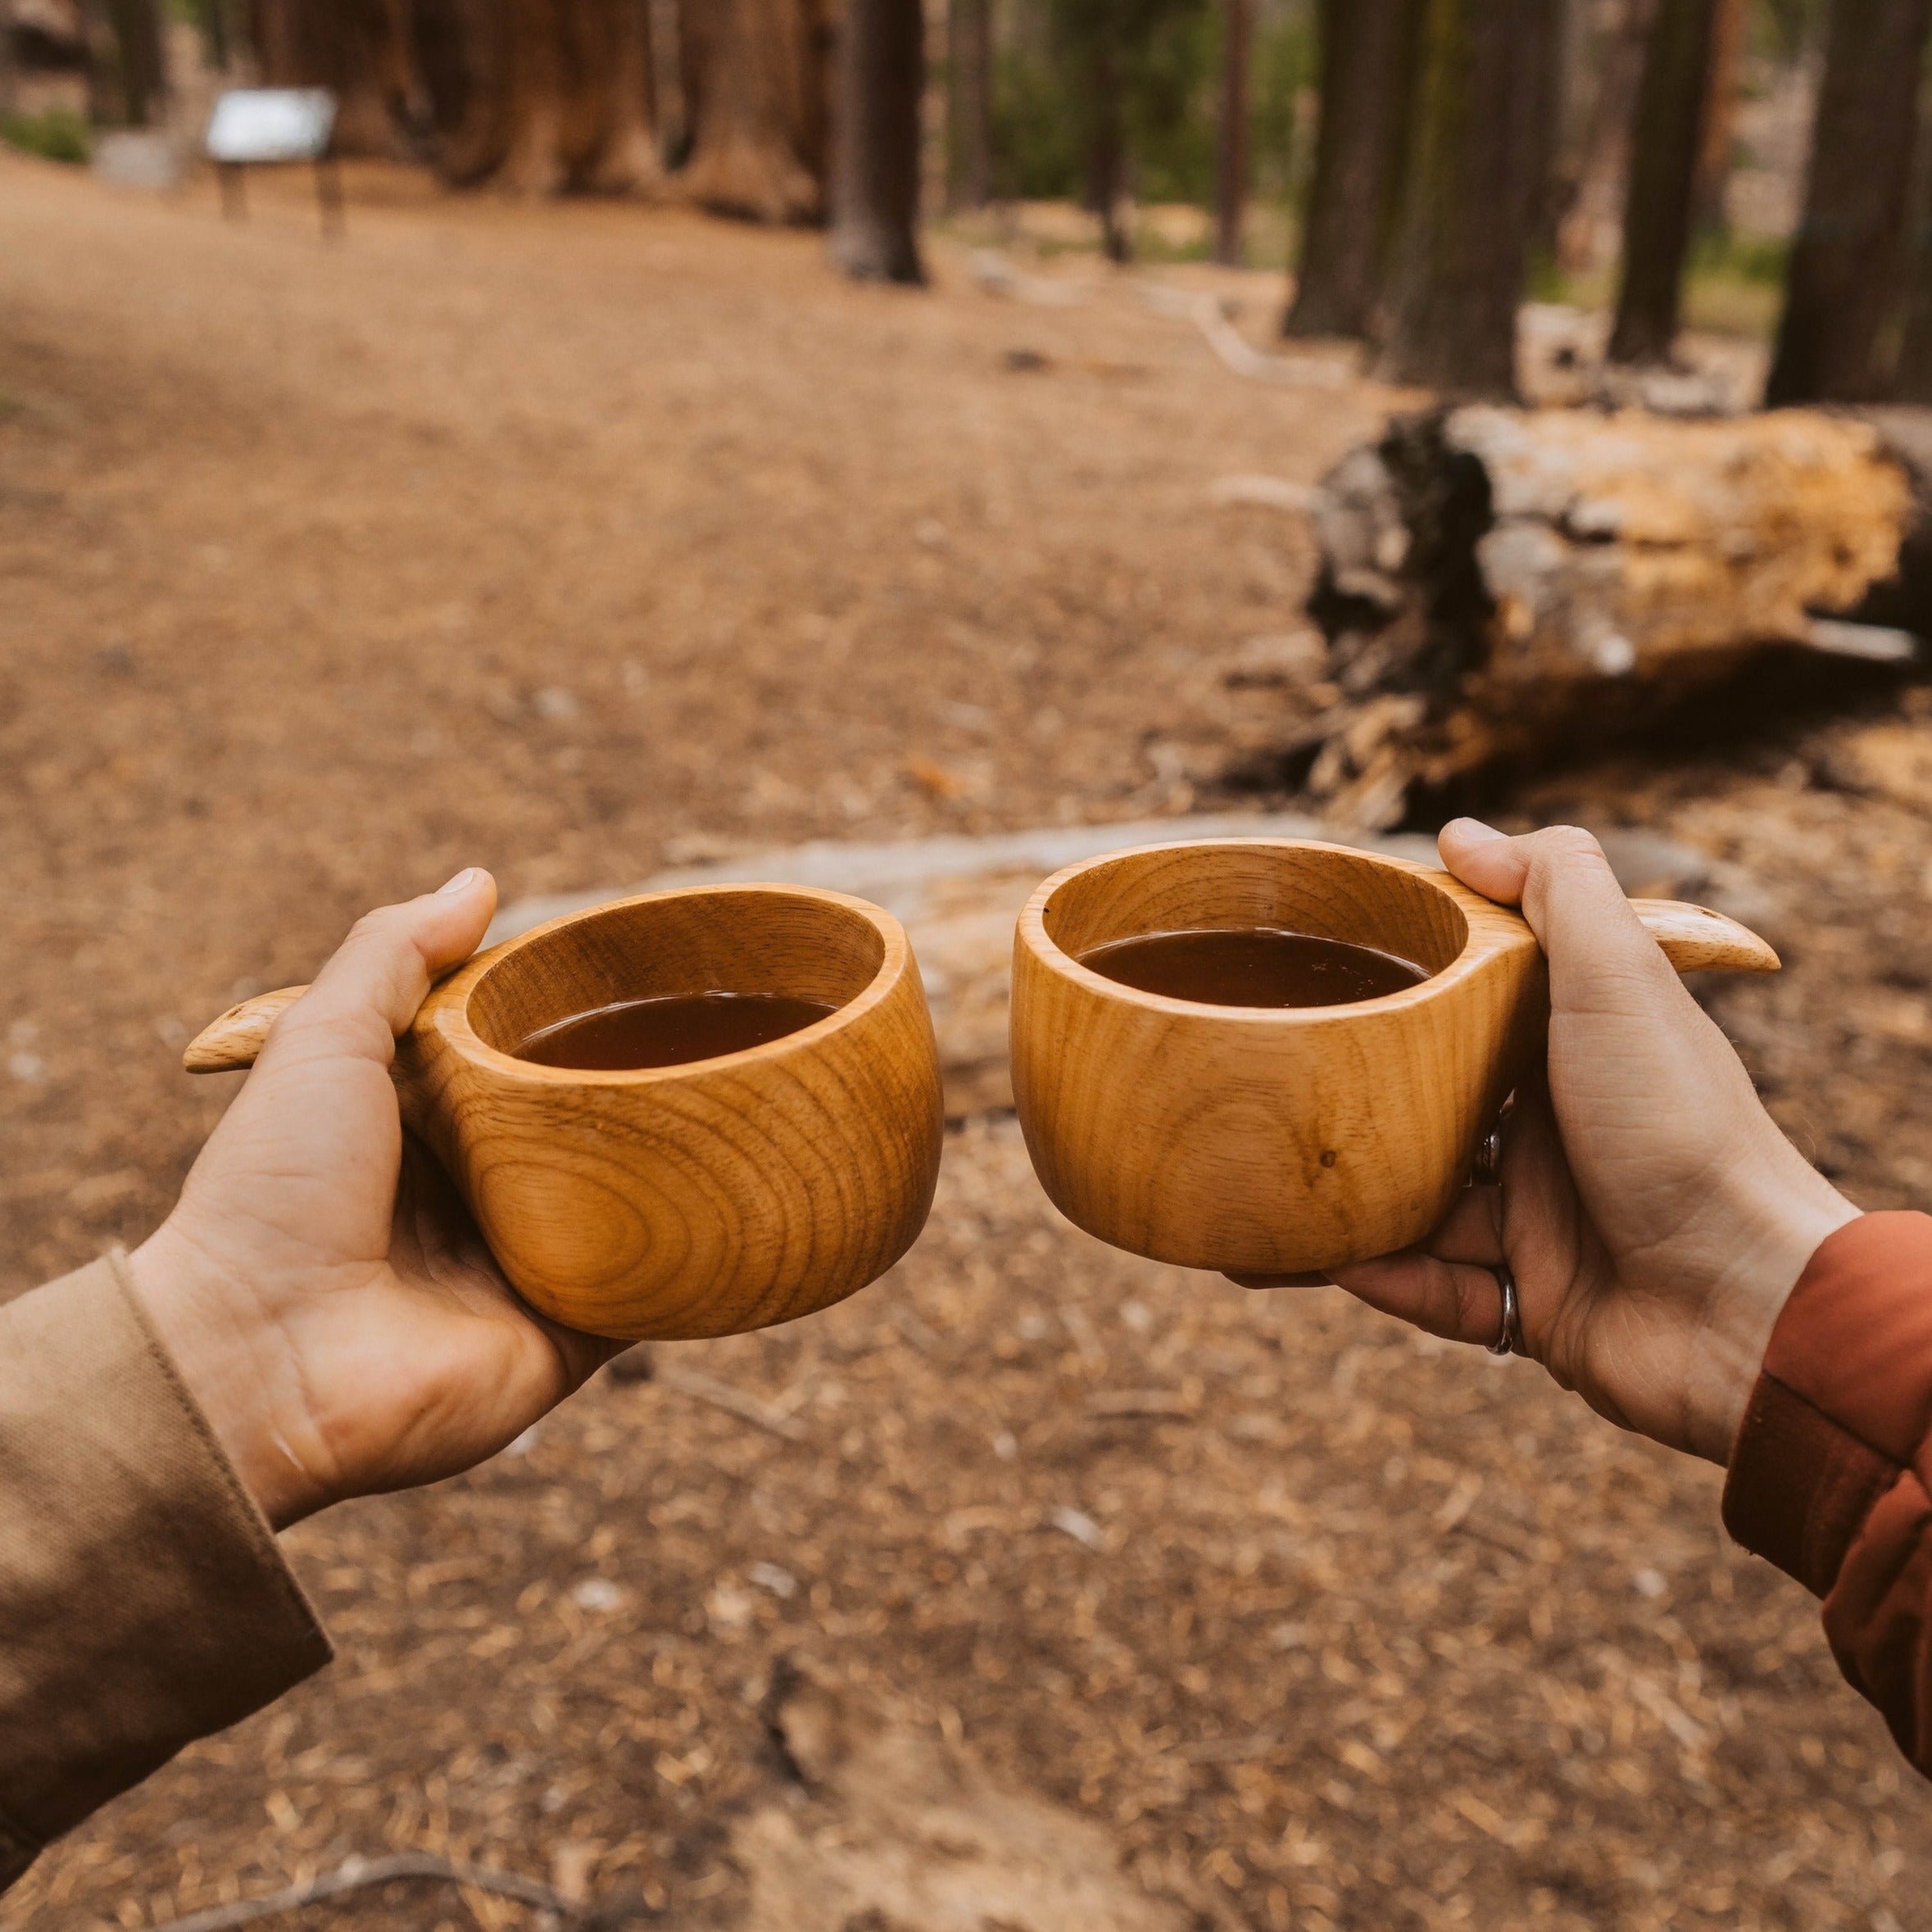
[946,0,991,210]
[1213,0,1252,265]
[1608,0,1718,365]
[1086,29,1127,262]
[105,0,166,125]
[829,0,924,279]
[1689,0,1745,230]
[1548,0,1651,274]
[1765,0,1932,405]
[1376,0,1559,396]
[1283,0,1419,338]
[0,0,18,118]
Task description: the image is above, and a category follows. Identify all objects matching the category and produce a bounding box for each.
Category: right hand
[1238,820,1857,1465]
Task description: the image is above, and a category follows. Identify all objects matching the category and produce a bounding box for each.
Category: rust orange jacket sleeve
[1723,1211,1932,1772]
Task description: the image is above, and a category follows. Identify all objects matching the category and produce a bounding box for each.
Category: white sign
[204,88,337,166]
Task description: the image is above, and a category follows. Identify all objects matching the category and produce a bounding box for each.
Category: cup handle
[183,986,310,1073]
[1630,900,1779,975]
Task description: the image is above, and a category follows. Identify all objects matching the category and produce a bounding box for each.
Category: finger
[1329,1249,1512,1349]
[1426,1182,1505,1266]
[1441,820,1676,1005]
[1226,1270,1331,1289]
[274,868,498,1064]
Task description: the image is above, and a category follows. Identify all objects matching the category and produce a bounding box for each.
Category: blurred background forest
[2,0,1924,402]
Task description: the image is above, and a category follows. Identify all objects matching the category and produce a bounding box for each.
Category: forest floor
[2,150,1930,1932]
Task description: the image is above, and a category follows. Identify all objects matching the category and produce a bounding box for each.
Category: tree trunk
[1546,0,1650,275]
[254,0,425,156]
[104,0,166,125]
[1283,0,1419,338]
[1085,29,1128,262]
[678,0,828,222]
[1213,0,1251,265]
[829,0,924,280]
[1689,0,1745,230]
[410,0,664,193]
[1376,0,1559,397]
[1608,0,1718,365]
[946,0,991,210]
[1765,0,1932,406]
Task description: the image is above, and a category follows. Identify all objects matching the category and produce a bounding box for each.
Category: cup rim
[1016,837,1527,1023]
[427,882,914,1084]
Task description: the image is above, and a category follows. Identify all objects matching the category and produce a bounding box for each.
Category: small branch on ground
[147,1853,575,1931]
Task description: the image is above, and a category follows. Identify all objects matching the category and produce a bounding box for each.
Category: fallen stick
[655,1363,808,1442]
[147,1852,574,1932]
[1138,283,1350,389]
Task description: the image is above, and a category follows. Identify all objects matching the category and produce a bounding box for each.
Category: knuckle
[1532,824,1606,866]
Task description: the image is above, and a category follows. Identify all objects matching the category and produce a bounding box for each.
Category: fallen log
[1299,405,1930,826]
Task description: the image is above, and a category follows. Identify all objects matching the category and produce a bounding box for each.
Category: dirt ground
[3,150,1930,1931]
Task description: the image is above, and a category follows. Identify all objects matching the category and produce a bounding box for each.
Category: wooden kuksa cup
[184,886,945,1339]
[1009,839,1779,1277]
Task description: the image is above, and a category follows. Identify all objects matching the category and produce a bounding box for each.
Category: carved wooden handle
[1630,900,1780,975]
[184,986,309,1073]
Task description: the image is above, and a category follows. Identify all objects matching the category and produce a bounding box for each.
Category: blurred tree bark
[1376,0,1559,395]
[102,0,167,125]
[254,0,424,156]
[1282,0,1418,338]
[1213,0,1250,265]
[829,0,923,279]
[1688,0,1745,230]
[1608,0,1717,365]
[1545,0,1651,275]
[946,0,991,209]
[1766,0,1932,404]
[677,0,828,220]
[1083,26,1127,261]
[411,0,664,192]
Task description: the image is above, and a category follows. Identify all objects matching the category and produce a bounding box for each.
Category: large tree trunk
[1765,0,1932,406]
[1608,0,1718,366]
[1283,0,1417,339]
[1376,0,1559,397]
[410,0,664,193]
[678,0,828,221]
[946,0,991,210]
[255,0,425,156]
[829,0,923,280]
[1213,0,1251,266]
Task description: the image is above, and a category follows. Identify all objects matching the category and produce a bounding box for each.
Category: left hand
[128,869,622,1528]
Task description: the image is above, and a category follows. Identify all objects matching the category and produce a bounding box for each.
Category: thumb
[1439,819,1675,1001]
[274,868,499,1064]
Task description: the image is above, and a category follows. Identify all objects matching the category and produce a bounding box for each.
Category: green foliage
[1689,228,1790,286]
[0,108,92,166]
[988,0,1317,213]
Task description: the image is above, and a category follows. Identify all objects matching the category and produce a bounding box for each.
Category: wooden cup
[184,886,945,1339]
[1009,839,1780,1277]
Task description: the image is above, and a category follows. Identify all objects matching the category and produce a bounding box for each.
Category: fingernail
[437,867,482,896]
[1446,818,1508,844]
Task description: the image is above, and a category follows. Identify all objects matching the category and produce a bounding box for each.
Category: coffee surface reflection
[515,992,839,1070]
[1077,927,1427,1009]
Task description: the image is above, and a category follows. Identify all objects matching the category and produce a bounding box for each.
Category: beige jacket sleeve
[0,1252,332,1890]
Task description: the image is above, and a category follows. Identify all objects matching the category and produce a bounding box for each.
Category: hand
[128,871,621,1528]
[1236,821,1857,1465]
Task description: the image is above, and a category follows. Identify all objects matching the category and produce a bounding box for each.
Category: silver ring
[1487,1263,1522,1357]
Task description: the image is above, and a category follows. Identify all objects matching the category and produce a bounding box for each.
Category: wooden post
[219,160,247,219]
[1214,0,1253,266]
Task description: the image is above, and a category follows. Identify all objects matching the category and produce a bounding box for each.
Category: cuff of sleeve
[0,1252,332,1875]
[1722,1211,1932,1596]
